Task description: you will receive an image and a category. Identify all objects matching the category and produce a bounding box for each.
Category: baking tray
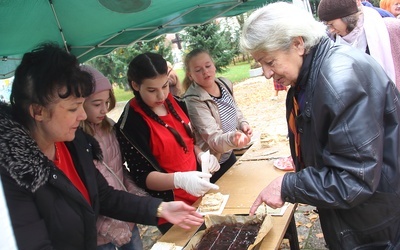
[182,213,272,250]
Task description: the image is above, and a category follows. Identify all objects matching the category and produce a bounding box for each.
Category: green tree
[86,53,126,88]
[369,0,380,7]
[86,35,173,89]
[183,22,235,72]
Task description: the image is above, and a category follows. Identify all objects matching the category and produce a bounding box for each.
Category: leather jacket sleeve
[281,44,400,209]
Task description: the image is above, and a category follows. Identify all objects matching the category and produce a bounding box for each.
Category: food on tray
[192,220,262,250]
[198,192,224,212]
[273,156,294,171]
[150,241,176,250]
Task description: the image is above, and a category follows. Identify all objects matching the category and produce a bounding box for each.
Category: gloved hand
[174,171,219,197]
[197,152,221,173]
[102,220,132,247]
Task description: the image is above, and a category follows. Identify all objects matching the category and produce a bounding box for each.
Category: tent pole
[48,0,69,52]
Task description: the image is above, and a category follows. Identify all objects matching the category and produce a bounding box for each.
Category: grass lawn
[113,87,134,102]
[175,61,250,84]
[114,61,251,102]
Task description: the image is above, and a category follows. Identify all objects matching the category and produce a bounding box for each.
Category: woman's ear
[29,104,44,121]
[187,73,193,81]
[131,81,140,91]
[293,36,305,56]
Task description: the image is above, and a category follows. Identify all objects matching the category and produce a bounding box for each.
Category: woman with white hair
[241,2,400,249]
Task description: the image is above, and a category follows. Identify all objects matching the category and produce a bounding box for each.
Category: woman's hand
[249,176,285,215]
[159,201,204,229]
[233,131,251,148]
[241,122,253,137]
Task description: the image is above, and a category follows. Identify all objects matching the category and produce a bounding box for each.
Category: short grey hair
[240,2,327,55]
[341,11,362,34]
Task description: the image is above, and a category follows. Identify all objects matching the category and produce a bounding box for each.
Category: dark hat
[318,0,359,21]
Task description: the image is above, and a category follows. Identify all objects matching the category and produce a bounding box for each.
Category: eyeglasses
[323,21,334,29]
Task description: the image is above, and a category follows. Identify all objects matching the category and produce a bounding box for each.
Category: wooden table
[160,141,299,249]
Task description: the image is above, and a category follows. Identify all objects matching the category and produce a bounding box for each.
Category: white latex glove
[174,171,219,197]
[208,154,220,173]
[198,152,221,173]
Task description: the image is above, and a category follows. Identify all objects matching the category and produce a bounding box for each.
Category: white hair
[240,2,327,54]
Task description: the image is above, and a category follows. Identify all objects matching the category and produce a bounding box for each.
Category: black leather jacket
[281,37,400,249]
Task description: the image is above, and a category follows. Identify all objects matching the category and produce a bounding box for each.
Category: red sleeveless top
[130,94,197,207]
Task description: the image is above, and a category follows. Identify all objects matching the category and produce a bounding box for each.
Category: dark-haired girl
[115,52,220,234]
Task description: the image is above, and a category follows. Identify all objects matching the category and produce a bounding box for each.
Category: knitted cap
[80,65,112,94]
[318,0,359,21]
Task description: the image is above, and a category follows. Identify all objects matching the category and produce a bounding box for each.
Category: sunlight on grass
[175,62,250,84]
[113,87,134,102]
[114,62,251,102]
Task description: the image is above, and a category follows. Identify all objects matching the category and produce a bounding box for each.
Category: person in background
[318,0,399,86]
[115,52,219,234]
[182,48,253,183]
[166,61,182,97]
[241,2,400,249]
[382,16,400,90]
[271,79,287,100]
[362,0,395,17]
[80,65,146,250]
[380,0,400,17]
[0,43,203,250]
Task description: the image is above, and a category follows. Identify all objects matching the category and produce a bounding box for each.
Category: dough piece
[198,192,224,212]
[150,242,176,250]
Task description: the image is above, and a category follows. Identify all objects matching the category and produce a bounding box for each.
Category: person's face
[83,90,110,125]
[390,2,400,16]
[132,74,169,110]
[251,38,305,87]
[34,95,87,143]
[324,18,349,37]
[187,53,217,88]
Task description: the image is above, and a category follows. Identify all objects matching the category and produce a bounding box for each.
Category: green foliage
[183,22,236,73]
[369,0,380,7]
[86,54,126,89]
[86,35,173,89]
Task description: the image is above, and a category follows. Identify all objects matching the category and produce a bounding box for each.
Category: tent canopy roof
[0,0,279,78]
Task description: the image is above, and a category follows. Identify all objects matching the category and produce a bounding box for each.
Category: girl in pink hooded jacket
[80,65,146,250]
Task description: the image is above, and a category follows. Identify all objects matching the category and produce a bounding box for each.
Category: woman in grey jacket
[182,48,253,182]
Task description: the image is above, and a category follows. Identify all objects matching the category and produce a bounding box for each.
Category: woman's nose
[79,106,87,121]
[262,67,273,79]
[100,103,108,114]
[157,90,165,100]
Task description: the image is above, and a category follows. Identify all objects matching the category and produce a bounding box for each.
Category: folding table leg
[284,215,300,250]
